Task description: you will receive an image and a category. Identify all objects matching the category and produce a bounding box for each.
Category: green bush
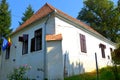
[8,64,31,80]
[99,66,115,80]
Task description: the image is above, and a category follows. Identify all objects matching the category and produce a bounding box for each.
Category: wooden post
[95,53,99,80]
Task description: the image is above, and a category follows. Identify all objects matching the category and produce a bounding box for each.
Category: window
[110,48,113,53]
[35,29,42,50]
[108,55,110,59]
[31,28,42,52]
[31,38,35,52]
[80,34,87,53]
[5,46,10,59]
[99,43,106,58]
[22,34,28,55]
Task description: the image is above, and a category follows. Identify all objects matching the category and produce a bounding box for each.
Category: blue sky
[7,0,118,31]
[8,0,84,30]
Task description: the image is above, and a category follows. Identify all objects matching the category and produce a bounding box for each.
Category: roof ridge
[35,3,54,15]
[45,3,56,10]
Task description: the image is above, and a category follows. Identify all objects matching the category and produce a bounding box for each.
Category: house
[0,3,116,80]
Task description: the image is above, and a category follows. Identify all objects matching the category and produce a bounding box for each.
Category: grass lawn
[64,72,96,80]
[64,66,120,80]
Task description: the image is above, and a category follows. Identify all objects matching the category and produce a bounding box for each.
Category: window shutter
[22,34,28,55]
[19,36,23,42]
[5,46,10,59]
[31,38,35,52]
[110,48,113,53]
[83,35,86,52]
[80,34,87,53]
[99,43,106,58]
[101,48,105,58]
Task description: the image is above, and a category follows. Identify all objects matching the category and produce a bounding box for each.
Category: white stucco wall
[47,41,63,80]
[55,16,115,76]
[0,16,55,80]
[0,55,1,73]
[0,54,1,65]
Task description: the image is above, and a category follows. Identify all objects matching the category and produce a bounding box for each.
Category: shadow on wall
[47,41,85,79]
[64,51,85,77]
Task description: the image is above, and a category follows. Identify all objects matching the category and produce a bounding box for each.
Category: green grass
[64,72,96,80]
[64,66,120,80]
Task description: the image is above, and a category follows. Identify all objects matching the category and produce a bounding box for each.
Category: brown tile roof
[12,3,54,35]
[46,34,62,41]
[12,3,102,37]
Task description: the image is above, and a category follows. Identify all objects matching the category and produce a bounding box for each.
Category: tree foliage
[111,43,120,80]
[0,0,11,37]
[77,0,120,42]
[112,44,120,64]
[0,0,12,54]
[19,5,34,25]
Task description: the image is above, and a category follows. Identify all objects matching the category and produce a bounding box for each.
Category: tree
[77,0,120,42]
[19,5,34,25]
[112,44,120,64]
[111,44,120,80]
[117,0,120,11]
[0,0,12,54]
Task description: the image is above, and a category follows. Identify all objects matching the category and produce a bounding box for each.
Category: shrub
[8,64,31,80]
[99,66,115,80]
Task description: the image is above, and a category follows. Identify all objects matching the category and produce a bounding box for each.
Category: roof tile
[46,34,62,41]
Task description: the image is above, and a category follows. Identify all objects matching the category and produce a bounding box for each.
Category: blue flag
[2,38,8,51]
